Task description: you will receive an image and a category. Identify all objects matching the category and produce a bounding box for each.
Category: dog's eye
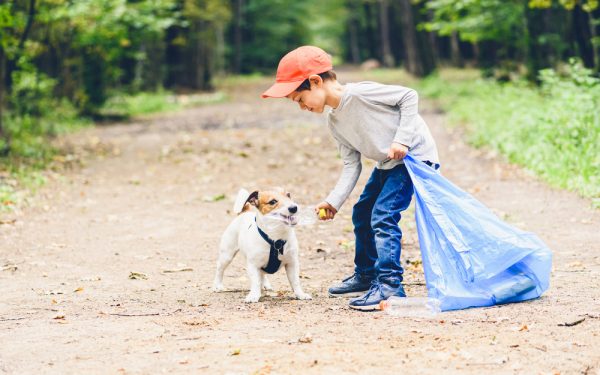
[286,193,291,198]
[268,199,278,205]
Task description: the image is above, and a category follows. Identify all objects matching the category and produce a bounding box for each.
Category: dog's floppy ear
[232,189,259,214]
[246,190,259,208]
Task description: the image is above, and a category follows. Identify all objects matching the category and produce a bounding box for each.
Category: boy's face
[286,76,327,113]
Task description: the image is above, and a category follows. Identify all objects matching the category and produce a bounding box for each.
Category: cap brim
[261,80,304,98]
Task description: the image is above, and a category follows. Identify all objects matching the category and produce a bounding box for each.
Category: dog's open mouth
[266,213,298,226]
[278,213,298,226]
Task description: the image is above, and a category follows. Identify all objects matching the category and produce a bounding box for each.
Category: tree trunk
[378,0,394,67]
[233,0,244,74]
[450,31,463,67]
[363,3,378,60]
[347,1,361,64]
[589,11,599,71]
[472,42,480,66]
[573,5,594,68]
[6,0,37,91]
[399,0,426,77]
[215,23,225,77]
[427,10,439,67]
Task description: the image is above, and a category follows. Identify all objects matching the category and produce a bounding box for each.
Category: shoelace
[362,280,384,299]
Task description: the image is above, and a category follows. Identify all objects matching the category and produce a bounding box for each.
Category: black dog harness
[255,218,286,274]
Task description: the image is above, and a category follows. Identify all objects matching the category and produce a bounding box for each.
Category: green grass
[218,72,267,87]
[417,63,600,206]
[99,89,228,117]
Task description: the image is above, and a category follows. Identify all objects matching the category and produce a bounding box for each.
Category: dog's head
[245,188,299,226]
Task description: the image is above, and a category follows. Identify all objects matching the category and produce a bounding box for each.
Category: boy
[261,46,439,311]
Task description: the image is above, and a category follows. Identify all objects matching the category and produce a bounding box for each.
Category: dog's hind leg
[212,248,238,292]
[212,228,239,292]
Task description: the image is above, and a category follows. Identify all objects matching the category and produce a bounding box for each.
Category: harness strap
[255,218,286,274]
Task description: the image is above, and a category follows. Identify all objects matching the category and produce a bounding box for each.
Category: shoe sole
[348,303,382,311]
[328,291,366,298]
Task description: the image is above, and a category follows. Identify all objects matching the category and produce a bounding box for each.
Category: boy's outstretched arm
[317,143,361,220]
[392,88,419,151]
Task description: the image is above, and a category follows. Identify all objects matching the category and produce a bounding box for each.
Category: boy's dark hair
[296,70,337,92]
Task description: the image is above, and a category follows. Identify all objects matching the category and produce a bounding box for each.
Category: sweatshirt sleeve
[325,142,362,211]
[392,88,419,147]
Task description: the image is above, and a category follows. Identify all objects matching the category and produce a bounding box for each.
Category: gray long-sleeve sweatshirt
[325,81,439,211]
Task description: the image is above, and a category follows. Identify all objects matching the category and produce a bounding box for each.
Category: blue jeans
[352,164,414,286]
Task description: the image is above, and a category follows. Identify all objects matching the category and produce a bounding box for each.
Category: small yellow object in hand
[318,208,327,219]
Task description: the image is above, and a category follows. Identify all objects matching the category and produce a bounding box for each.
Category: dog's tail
[233,188,251,214]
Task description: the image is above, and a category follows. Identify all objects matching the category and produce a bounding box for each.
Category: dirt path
[1,72,599,375]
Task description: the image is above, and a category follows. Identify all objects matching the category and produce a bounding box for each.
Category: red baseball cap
[261,46,333,98]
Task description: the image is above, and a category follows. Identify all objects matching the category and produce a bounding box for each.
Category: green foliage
[3,103,89,160]
[47,0,180,111]
[529,0,598,12]
[0,165,48,212]
[240,0,313,72]
[2,55,89,159]
[422,0,525,44]
[419,62,600,200]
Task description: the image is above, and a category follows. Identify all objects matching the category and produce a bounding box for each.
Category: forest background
[1,0,599,208]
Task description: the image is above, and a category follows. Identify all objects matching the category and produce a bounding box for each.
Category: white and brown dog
[212,188,312,303]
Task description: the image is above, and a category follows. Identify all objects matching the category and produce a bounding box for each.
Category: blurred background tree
[0,0,599,158]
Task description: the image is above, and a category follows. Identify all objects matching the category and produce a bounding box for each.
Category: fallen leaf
[161,267,193,274]
[203,194,226,202]
[298,333,313,343]
[230,348,241,356]
[128,272,148,280]
[44,290,64,295]
[80,276,101,281]
[558,317,585,327]
[73,287,84,293]
[1,264,17,272]
[519,324,529,332]
[183,320,208,326]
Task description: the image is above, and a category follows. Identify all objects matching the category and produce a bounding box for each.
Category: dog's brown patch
[244,188,293,215]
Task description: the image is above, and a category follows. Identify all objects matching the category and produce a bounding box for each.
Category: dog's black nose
[288,205,298,214]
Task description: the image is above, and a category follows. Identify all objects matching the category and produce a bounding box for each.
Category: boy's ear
[308,74,323,88]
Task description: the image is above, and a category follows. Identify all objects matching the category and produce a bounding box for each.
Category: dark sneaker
[328,273,374,298]
[348,280,406,311]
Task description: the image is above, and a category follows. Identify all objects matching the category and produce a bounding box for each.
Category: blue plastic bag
[403,154,552,311]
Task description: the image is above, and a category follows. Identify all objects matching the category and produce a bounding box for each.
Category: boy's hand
[315,202,337,221]
[388,142,409,160]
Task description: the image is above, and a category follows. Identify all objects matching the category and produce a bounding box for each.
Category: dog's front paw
[295,292,312,300]
[244,293,261,303]
[212,283,225,292]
